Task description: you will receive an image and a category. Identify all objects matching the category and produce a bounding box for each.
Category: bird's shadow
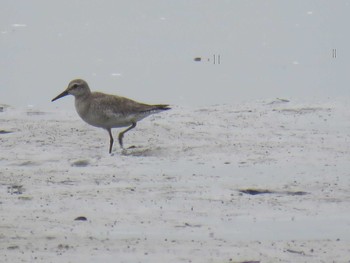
[120,146,165,157]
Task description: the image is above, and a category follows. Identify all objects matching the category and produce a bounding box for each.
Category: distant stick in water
[52,79,170,154]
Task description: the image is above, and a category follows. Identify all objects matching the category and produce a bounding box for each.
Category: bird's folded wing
[91,93,154,117]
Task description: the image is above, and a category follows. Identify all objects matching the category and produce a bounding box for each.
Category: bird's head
[52,79,90,102]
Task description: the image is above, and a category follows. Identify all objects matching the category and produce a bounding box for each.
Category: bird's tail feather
[140,104,171,114]
[154,104,171,111]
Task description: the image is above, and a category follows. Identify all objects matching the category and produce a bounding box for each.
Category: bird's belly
[82,113,133,128]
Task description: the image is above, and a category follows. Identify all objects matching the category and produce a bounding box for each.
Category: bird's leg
[107,128,114,154]
[118,122,136,149]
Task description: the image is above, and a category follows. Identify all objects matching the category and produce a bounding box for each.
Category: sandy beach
[1,99,350,262]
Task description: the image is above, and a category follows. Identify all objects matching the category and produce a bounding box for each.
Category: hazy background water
[1,0,349,108]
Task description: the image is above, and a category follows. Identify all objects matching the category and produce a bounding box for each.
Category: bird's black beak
[51,90,69,102]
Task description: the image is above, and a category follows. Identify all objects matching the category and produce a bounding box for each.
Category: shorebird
[52,79,170,153]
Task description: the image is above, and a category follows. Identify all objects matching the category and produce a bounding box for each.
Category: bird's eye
[72,84,79,88]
